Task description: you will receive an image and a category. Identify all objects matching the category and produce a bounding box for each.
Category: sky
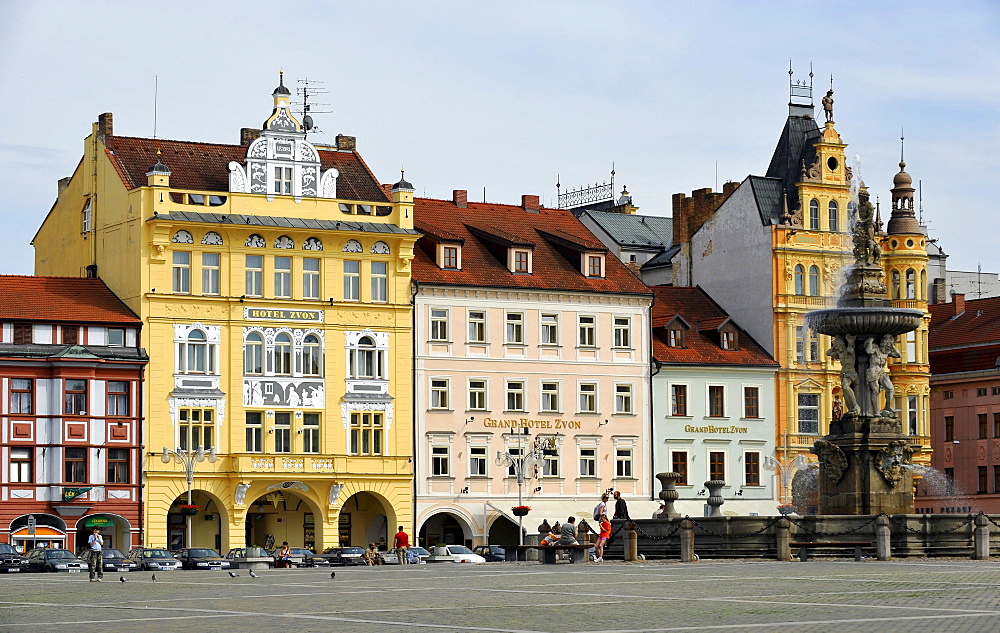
[1,1,998,277]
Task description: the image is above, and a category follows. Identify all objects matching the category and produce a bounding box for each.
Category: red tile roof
[104,135,389,202]
[412,198,650,295]
[650,286,777,367]
[929,296,1000,349]
[0,276,140,324]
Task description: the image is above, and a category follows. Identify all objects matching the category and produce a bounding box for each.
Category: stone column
[875,514,891,561]
[775,517,791,561]
[973,514,990,560]
[625,523,638,562]
[680,519,695,562]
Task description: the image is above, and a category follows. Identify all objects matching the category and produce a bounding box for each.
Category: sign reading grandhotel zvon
[244,307,323,322]
[482,417,583,430]
[684,424,749,434]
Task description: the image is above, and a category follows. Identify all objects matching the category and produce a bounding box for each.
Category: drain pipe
[410,280,419,546]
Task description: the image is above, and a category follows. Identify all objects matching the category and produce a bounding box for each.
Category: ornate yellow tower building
[33,74,419,552]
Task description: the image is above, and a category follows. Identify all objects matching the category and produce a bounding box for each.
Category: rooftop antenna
[918,179,924,225]
[153,75,158,139]
[900,127,906,163]
[295,77,331,137]
[556,172,561,202]
[610,163,616,199]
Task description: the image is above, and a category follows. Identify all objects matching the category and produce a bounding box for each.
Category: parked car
[287,547,323,567]
[473,545,506,562]
[225,547,274,568]
[99,548,139,573]
[127,547,182,571]
[0,544,27,573]
[315,546,367,566]
[172,547,232,570]
[381,546,430,565]
[24,548,87,573]
[430,545,486,564]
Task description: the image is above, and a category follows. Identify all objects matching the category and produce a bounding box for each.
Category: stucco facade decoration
[31,75,419,553]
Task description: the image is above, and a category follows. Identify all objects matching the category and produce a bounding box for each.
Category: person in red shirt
[393,526,410,565]
[595,514,612,562]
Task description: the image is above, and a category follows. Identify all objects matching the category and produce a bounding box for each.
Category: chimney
[57,177,72,197]
[931,278,947,305]
[240,128,261,146]
[336,135,357,151]
[672,187,726,244]
[521,194,540,213]
[723,181,739,195]
[453,190,468,208]
[97,112,113,139]
[953,292,966,316]
[381,183,393,196]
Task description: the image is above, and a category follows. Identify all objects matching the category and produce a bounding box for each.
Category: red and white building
[0,276,147,553]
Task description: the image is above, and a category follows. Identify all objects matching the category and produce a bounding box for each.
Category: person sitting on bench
[557,516,579,545]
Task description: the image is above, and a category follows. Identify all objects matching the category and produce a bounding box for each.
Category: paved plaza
[3,559,1000,632]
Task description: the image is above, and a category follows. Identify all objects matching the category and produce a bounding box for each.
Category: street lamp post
[161,445,217,548]
[495,428,557,546]
[764,454,807,506]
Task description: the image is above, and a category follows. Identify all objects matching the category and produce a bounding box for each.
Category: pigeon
[151,574,157,583]
[330,571,336,579]
[248,570,259,579]
[119,576,127,583]
[228,571,239,578]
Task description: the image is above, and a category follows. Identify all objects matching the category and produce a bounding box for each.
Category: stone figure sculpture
[865,334,901,417]
[822,89,834,122]
[235,483,250,505]
[827,334,860,416]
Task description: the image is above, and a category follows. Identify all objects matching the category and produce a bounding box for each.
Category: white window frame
[431,444,450,477]
[615,447,634,479]
[343,260,360,301]
[468,310,486,343]
[430,378,450,410]
[505,312,524,344]
[245,254,263,297]
[202,252,220,295]
[707,384,726,418]
[172,251,191,294]
[613,316,631,348]
[303,257,320,300]
[578,383,597,413]
[578,315,597,347]
[371,261,388,302]
[302,412,320,454]
[469,445,488,477]
[430,309,449,342]
[614,383,633,414]
[468,379,488,411]
[797,392,820,434]
[540,313,559,345]
[579,446,598,478]
[671,383,689,416]
[744,450,761,486]
[540,381,560,413]
[506,380,525,412]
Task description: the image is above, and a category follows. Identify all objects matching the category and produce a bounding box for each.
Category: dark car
[473,545,506,562]
[172,547,232,570]
[24,548,86,573]
[286,547,324,567]
[99,548,139,573]
[127,547,182,571]
[0,544,27,573]
[315,546,367,566]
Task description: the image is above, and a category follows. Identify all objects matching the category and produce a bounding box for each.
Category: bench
[790,541,874,562]
[508,544,590,564]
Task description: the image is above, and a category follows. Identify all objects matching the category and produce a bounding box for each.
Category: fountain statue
[806,186,923,515]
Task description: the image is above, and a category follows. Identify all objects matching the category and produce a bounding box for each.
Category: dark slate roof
[105,136,390,203]
[0,276,141,324]
[641,244,681,270]
[747,176,785,225]
[582,211,673,250]
[764,108,820,206]
[155,210,420,236]
[0,343,148,362]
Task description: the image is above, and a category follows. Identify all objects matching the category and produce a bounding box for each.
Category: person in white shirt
[86,527,104,582]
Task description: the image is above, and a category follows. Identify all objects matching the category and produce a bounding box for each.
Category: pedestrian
[612,490,630,520]
[275,541,292,568]
[393,526,409,565]
[595,513,612,562]
[593,493,609,521]
[557,516,579,545]
[653,503,666,518]
[85,527,104,582]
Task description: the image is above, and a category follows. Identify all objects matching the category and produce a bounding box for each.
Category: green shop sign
[63,487,92,501]
[85,516,114,528]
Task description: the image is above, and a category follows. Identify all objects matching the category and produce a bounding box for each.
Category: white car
[429,545,486,564]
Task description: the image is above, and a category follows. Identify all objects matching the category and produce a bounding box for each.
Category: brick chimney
[241,128,261,146]
[97,112,113,139]
[953,292,966,316]
[453,190,468,208]
[57,177,71,197]
[336,135,357,151]
[521,194,540,213]
[672,187,727,244]
[931,278,947,305]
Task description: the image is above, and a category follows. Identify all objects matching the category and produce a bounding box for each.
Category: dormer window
[512,249,531,273]
[721,330,738,350]
[668,328,684,348]
[586,254,605,278]
[439,244,461,270]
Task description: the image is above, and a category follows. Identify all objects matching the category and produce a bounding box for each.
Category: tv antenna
[295,78,331,137]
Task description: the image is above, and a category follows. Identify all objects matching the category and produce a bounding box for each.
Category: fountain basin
[807,307,923,337]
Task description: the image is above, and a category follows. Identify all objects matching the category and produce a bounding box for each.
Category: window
[793,265,805,295]
[809,199,819,229]
[245,255,263,297]
[979,413,989,439]
[343,260,360,301]
[10,447,32,482]
[906,331,917,363]
[709,451,726,481]
[668,327,684,348]
[172,251,191,293]
[302,413,320,453]
[541,382,559,412]
[708,385,725,417]
[107,448,129,484]
[274,333,292,376]
[430,309,449,341]
[945,416,954,442]
[12,323,31,344]
[431,379,450,410]
[371,261,388,302]
[978,388,988,397]
[245,411,262,452]
[579,447,597,477]
[944,468,955,495]
[506,447,522,476]
[179,408,213,451]
[798,393,820,434]
[244,332,263,375]
[671,384,688,416]
[107,328,125,347]
[513,250,529,273]
[979,466,988,494]
[672,452,688,485]
[468,311,486,343]
[82,200,92,233]
[432,446,450,476]
[107,381,128,416]
[468,380,487,411]
[274,412,291,453]
[616,448,633,478]
[994,387,1000,396]
[541,314,558,345]
[744,387,759,418]
[796,327,818,362]
[10,378,32,414]
[744,452,760,486]
[202,253,220,295]
[274,166,292,195]
[578,316,596,347]
[721,330,737,350]
[65,447,87,483]
[614,317,631,348]
[615,384,633,414]
[828,200,839,232]
[442,246,459,269]
[587,255,603,277]
[303,258,320,300]
[274,256,292,298]
[64,379,87,415]
[469,446,487,476]
[63,326,78,345]
[505,313,523,344]
[891,270,901,300]
[994,413,1000,438]
[906,269,916,300]
[349,336,385,380]
[808,265,820,296]
[579,383,597,413]
[995,466,1000,494]
[907,395,918,435]
[303,335,322,376]
[350,411,383,455]
[944,390,954,400]
[543,449,560,477]
[506,381,525,411]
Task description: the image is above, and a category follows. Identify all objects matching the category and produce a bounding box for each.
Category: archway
[9,514,67,553]
[167,490,227,552]
[245,487,323,551]
[74,514,132,555]
[340,492,394,549]
[487,516,521,547]
[419,511,474,548]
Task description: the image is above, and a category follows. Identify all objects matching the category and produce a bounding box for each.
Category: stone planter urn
[655,472,682,518]
[704,480,725,517]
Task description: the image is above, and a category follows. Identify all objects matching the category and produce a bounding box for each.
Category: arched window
[906,269,916,300]
[274,333,292,375]
[809,199,819,230]
[920,270,926,300]
[244,332,263,375]
[351,336,383,379]
[303,334,322,376]
[828,200,839,232]
[808,265,820,296]
[891,270,901,299]
[794,265,805,295]
[182,330,209,374]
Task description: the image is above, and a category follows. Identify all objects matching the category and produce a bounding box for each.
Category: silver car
[127,547,182,571]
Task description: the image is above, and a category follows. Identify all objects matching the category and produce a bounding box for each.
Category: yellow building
[33,74,419,552]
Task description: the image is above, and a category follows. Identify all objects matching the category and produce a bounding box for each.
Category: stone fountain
[806,186,923,515]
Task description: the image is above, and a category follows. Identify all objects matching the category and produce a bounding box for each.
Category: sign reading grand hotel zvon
[482,417,583,430]
[245,307,323,322]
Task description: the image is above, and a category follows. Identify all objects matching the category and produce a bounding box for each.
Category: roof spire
[900,127,906,167]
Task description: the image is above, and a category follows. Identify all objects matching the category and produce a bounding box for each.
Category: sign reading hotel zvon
[245,307,323,322]
[482,417,582,430]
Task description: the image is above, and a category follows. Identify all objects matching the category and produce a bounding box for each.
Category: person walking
[595,513,612,562]
[393,526,409,565]
[612,491,630,520]
[85,527,104,582]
